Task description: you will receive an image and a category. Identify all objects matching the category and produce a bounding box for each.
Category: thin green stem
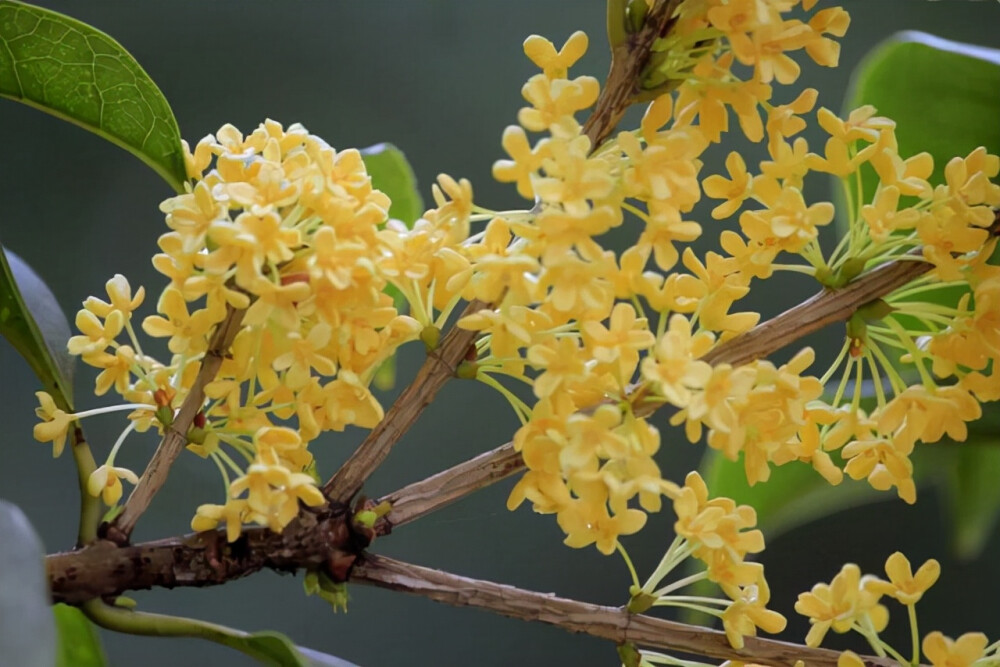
[652,570,709,597]
[70,426,101,546]
[106,421,138,466]
[908,603,920,666]
[616,541,640,589]
[81,600,282,664]
[210,451,232,493]
[819,338,851,386]
[477,372,531,424]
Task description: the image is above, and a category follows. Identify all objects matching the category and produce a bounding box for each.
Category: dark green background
[1,2,998,665]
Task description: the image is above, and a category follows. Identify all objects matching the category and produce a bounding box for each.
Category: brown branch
[48,507,354,606]
[377,254,934,532]
[377,440,524,530]
[352,554,895,667]
[323,1,688,505]
[114,305,247,540]
[322,299,485,503]
[46,531,891,666]
[699,255,931,369]
[583,0,683,149]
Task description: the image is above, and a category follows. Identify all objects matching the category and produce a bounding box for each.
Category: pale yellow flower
[865,552,940,606]
[923,631,989,667]
[33,391,73,457]
[87,464,139,506]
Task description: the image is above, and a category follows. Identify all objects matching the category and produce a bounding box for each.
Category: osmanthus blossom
[792,553,998,666]
[29,0,1000,657]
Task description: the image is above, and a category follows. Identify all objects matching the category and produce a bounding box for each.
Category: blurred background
[1,1,998,665]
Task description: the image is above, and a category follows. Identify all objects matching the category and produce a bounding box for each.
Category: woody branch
[323,0,683,505]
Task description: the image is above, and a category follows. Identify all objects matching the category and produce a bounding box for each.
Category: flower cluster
[625,472,786,654]
[35,121,433,534]
[486,0,858,562]
[796,553,997,667]
[482,0,1000,575]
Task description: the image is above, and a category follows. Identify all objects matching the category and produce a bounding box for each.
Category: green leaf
[297,645,361,667]
[699,450,884,541]
[242,632,310,666]
[837,32,1000,240]
[1,246,75,409]
[53,604,107,667]
[361,142,422,390]
[361,142,424,226]
[942,441,1000,560]
[241,631,360,667]
[0,0,187,192]
[833,32,1000,558]
[0,500,56,667]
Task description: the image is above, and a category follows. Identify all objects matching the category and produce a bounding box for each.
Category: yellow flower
[641,314,713,408]
[507,470,572,514]
[817,105,893,145]
[87,464,139,506]
[142,287,224,354]
[794,563,888,648]
[272,322,337,389]
[33,391,74,457]
[922,632,989,667]
[83,274,145,318]
[703,152,752,220]
[534,138,617,217]
[518,74,600,137]
[877,385,981,454]
[556,497,646,555]
[320,371,384,431]
[842,436,916,504]
[741,186,834,253]
[865,552,940,606]
[229,453,325,533]
[192,500,249,543]
[528,337,590,399]
[837,651,865,667]
[68,308,124,357]
[90,345,138,396]
[860,185,921,243]
[493,125,546,199]
[721,578,787,650]
[522,31,588,80]
[581,303,655,384]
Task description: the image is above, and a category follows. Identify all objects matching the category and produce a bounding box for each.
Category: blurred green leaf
[0,500,56,667]
[833,31,1000,558]
[236,630,361,666]
[297,644,361,667]
[699,451,883,541]
[1,246,75,409]
[361,142,424,226]
[361,142,422,390]
[942,442,1000,560]
[242,632,310,666]
[0,0,187,191]
[837,32,1000,239]
[54,604,107,667]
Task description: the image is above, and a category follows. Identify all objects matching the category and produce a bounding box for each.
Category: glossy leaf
[835,32,1000,558]
[837,32,1000,236]
[53,604,107,667]
[0,500,56,667]
[297,645,361,667]
[242,632,310,666]
[1,247,75,409]
[0,0,187,191]
[699,451,883,541]
[361,142,423,226]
